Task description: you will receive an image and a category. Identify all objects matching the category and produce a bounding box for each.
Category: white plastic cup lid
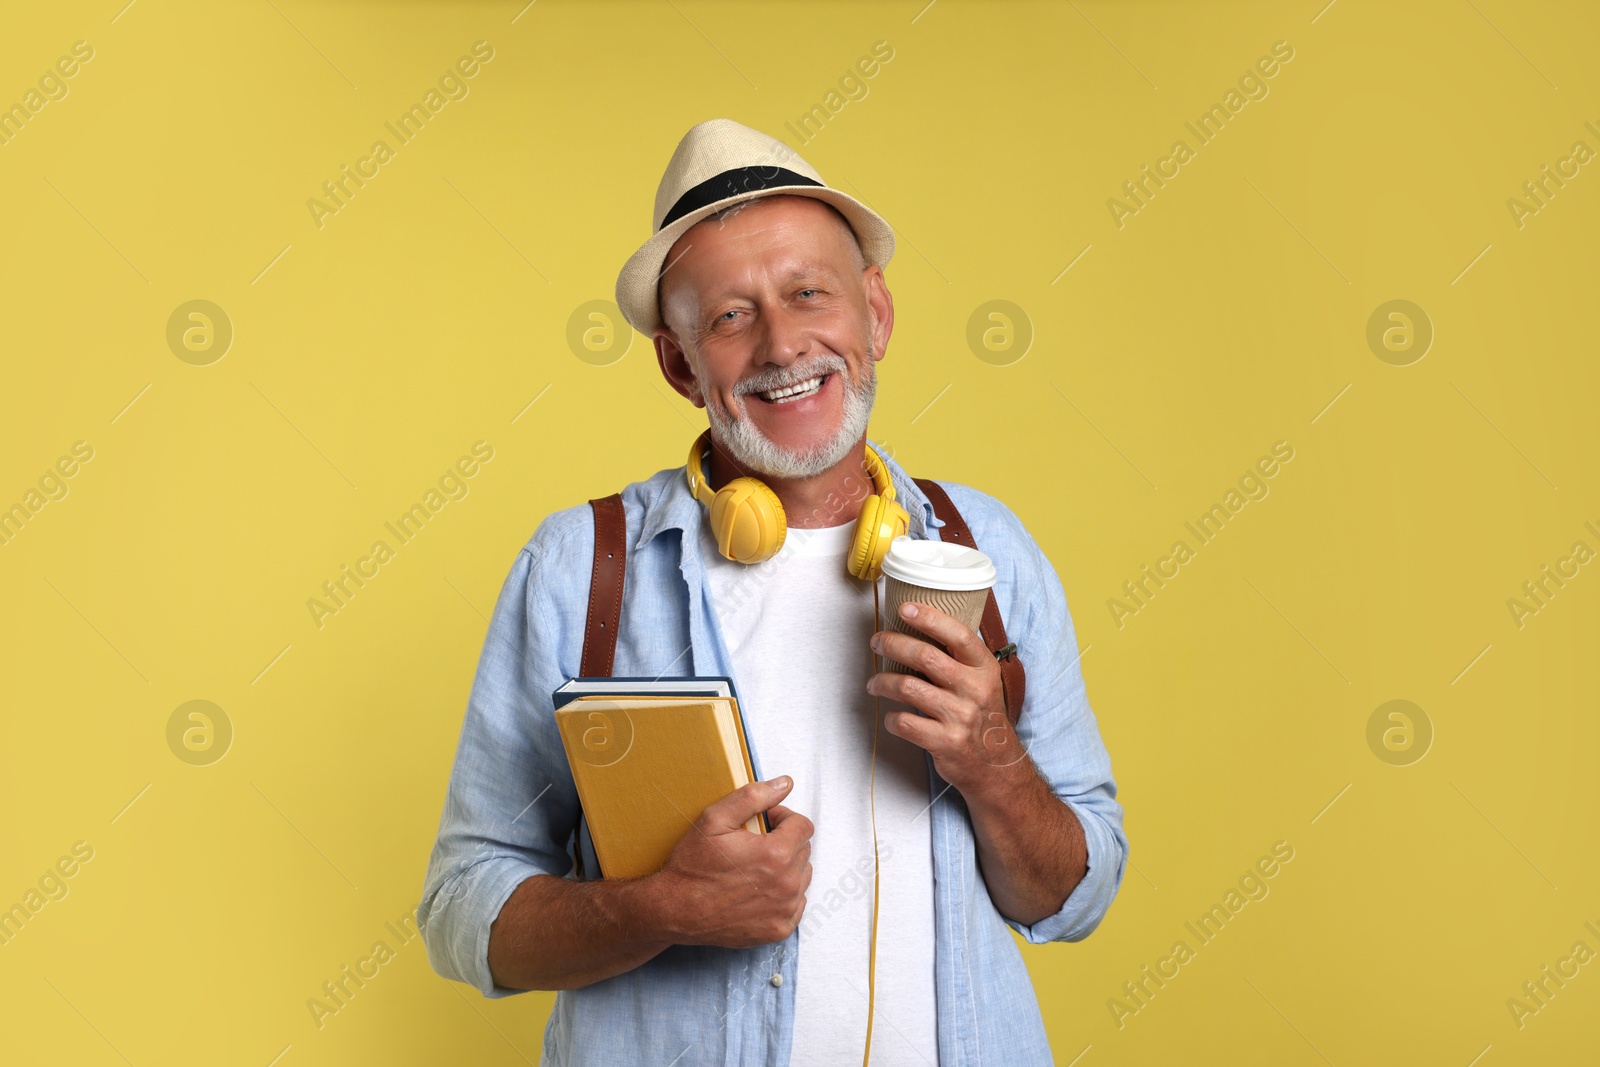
[880,535,996,591]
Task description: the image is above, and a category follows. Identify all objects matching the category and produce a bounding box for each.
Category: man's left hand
[867,601,1027,796]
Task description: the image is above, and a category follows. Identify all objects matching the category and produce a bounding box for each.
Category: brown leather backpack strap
[574,494,626,881]
[580,494,626,678]
[913,478,1027,726]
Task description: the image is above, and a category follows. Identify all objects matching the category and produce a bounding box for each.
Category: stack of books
[552,676,766,880]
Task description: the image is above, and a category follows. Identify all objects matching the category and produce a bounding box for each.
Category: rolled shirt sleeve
[417,517,587,996]
[988,498,1129,945]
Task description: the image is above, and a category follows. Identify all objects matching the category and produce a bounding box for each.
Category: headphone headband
[685,429,895,503]
[685,429,715,505]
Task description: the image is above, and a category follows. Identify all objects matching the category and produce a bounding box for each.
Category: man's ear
[655,327,705,408]
[862,265,894,362]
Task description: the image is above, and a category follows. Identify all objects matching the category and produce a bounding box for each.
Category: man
[419,118,1127,1066]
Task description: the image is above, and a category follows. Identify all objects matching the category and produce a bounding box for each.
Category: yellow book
[554,695,765,880]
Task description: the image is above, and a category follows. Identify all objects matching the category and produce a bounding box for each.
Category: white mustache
[735,356,846,395]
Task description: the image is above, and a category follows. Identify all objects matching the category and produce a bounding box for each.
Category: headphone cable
[862,578,882,1066]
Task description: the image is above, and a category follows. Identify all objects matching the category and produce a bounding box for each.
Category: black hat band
[660,166,824,229]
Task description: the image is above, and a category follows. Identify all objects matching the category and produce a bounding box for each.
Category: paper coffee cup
[879,535,996,678]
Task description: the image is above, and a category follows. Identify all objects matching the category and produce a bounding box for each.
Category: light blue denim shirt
[418,440,1128,1066]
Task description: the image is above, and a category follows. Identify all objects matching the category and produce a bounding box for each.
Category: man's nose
[753,299,811,368]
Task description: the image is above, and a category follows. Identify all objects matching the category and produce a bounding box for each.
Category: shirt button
[770,973,783,987]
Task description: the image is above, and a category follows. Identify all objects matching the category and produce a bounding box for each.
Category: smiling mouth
[753,373,830,404]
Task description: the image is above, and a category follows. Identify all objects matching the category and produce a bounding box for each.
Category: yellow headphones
[685,428,909,582]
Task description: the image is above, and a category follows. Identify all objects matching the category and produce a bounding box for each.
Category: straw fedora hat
[614,118,896,336]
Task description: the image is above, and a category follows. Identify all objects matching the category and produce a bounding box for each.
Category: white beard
[699,343,878,480]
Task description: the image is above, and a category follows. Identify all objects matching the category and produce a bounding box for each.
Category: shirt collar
[636,435,944,552]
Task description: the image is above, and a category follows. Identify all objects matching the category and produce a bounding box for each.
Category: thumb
[699,776,792,833]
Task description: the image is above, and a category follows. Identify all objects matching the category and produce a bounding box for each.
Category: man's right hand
[644,776,814,948]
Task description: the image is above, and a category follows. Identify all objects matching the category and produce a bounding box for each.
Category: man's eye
[797,289,817,298]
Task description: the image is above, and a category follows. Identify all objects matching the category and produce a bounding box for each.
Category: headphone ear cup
[710,477,786,563]
[849,494,910,582]
[847,496,881,581]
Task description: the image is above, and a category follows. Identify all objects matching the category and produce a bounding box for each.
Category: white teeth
[758,375,824,403]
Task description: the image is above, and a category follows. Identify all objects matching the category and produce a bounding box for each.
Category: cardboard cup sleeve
[881,577,990,679]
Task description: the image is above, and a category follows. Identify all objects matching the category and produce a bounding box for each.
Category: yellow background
[2,0,1596,1063]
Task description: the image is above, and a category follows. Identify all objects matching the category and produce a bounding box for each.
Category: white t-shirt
[702,518,939,1066]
